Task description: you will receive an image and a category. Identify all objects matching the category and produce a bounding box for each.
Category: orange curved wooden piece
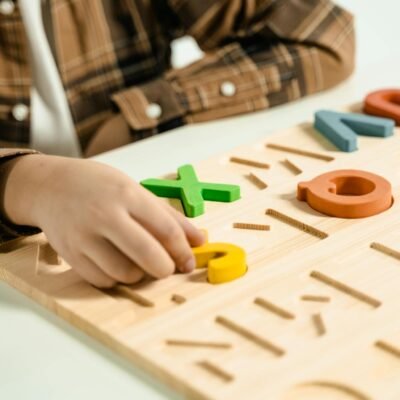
[297,169,392,218]
[364,88,400,125]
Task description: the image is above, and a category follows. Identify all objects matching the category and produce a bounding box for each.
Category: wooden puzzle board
[2,103,400,400]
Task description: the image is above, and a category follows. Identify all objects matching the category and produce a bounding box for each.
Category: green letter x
[141,164,241,218]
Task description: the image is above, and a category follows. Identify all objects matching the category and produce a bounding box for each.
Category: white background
[1,1,400,399]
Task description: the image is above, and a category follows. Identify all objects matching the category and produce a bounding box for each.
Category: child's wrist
[2,154,58,228]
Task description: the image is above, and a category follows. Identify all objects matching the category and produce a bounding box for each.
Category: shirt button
[146,103,162,120]
[0,0,15,15]
[12,103,29,122]
[220,81,237,97]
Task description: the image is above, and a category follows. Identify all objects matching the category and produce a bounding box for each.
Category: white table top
[2,1,400,398]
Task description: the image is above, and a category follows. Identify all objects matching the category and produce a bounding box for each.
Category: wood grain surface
[2,105,400,399]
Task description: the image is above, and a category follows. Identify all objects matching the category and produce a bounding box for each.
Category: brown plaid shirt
[0,0,355,239]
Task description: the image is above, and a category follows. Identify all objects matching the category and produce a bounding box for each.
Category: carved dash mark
[301,295,330,303]
[114,285,154,307]
[196,360,234,383]
[230,156,270,169]
[166,340,232,349]
[171,294,187,304]
[266,143,335,162]
[312,313,326,336]
[266,209,328,239]
[39,242,61,266]
[375,340,400,359]
[247,172,268,189]
[370,242,400,261]
[215,316,285,356]
[310,271,381,308]
[282,158,302,175]
[254,297,295,320]
[298,381,372,400]
[233,223,270,231]
[0,245,39,280]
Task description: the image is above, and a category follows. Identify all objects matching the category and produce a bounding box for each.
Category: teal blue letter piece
[140,164,241,218]
[314,110,395,152]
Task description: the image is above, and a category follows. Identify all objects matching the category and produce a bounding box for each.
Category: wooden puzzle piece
[192,242,247,284]
[141,164,240,217]
[7,97,400,399]
[314,110,394,152]
[364,88,400,125]
[298,169,392,218]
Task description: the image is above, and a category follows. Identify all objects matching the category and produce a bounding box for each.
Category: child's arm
[111,0,355,139]
[0,154,204,287]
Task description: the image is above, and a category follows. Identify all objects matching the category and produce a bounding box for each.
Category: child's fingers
[85,237,145,284]
[106,212,175,279]
[73,254,116,288]
[165,205,205,247]
[129,193,196,273]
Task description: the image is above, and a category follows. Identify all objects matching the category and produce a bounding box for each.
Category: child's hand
[2,155,205,287]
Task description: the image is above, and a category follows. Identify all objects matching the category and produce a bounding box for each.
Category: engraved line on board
[266,143,335,161]
[370,242,400,261]
[310,271,381,308]
[196,360,234,383]
[246,172,268,189]
[114,285,155,307]
[233,222,270,231]
[230,156,270,169]
[266,208,328,239]
[312,313,326,336]
[166,339,232,349]
[301,294,331,303]
[282,158,303,175]
[215,316,285,356]
[254,297,295,320]
[375,340,400,359]
[297,381,372,400]
[171,294,187,304]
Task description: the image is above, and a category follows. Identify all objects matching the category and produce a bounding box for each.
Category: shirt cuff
[111,78,187,134]
[0,150,42,243]
[111,45,270,133]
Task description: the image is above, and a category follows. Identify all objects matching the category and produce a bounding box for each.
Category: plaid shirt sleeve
[112,0,355,136]
[0,149,42,244]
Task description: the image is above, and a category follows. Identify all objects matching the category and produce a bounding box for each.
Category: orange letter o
[297,170,392,218]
